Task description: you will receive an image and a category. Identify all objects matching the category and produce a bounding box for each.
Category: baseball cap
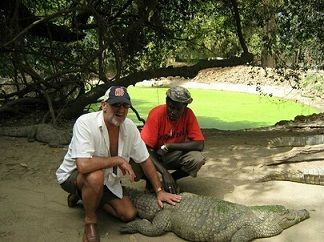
[103,86,131,105]
[166,86,193,104]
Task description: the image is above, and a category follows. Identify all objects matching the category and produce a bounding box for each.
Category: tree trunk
[261,13,277,68]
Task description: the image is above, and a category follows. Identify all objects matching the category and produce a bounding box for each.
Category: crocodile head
[252,205,310,229]
[276,208,310,229]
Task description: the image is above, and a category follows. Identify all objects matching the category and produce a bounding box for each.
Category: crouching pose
[139,86,206,194]
[56,86,181,242]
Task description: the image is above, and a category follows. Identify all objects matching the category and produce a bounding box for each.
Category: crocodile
[268,134,324,147]
[120,187,309,242]
[257,168,324,186]
[0,124,72,147]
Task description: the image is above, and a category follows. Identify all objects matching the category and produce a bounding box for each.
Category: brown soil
[1,129,323,242]
[1,66,323,242]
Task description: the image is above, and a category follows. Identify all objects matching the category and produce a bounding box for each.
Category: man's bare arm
[76,156,135,181]
[146,148,178,194]
[140,158,182,207]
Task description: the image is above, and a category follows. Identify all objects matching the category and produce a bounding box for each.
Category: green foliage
[275,0,323,69]
[0,0,322,123]
[301,72,324,98]
[22,0,68,14]
[163,1,244,60]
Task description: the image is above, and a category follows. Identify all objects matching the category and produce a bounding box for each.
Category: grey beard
[111,116,121,126]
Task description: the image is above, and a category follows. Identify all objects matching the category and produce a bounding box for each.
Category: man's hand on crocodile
[161,171,178,194]
[156,190,182,208]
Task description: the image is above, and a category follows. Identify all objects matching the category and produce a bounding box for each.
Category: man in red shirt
[139,86,206,194]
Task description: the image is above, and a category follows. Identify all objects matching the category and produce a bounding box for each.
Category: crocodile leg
[231,225,264,242]
[120,210,172,236]
[27,125,38,142]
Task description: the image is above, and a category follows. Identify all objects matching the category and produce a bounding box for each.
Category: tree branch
[0,0,85,47]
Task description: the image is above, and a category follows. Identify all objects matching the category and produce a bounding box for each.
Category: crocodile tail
[0,125,35,137]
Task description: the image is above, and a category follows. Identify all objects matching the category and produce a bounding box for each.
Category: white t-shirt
[56,111,149,198]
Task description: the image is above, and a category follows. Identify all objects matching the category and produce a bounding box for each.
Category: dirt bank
[138,65,324,111]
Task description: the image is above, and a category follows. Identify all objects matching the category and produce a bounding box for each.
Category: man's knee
[182,151,206,177]
[81,170,105,189]
[192,155,206,173]
[120,207,137,222]
[109,198,137,222]
[196,158,205,170]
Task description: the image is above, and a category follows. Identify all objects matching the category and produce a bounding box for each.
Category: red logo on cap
[115,87,125,97]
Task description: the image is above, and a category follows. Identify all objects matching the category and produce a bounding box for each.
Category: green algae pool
[91,86,319,130]
[126,86,319,130]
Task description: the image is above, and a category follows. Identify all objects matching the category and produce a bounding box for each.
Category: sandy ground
[0,128,324,242]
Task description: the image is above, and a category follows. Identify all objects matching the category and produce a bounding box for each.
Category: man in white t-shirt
[56,86,182,242]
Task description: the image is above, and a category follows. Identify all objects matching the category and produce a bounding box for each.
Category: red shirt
[141,104,204,149]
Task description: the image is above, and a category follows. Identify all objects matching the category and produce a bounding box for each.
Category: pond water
[126,86,319,130]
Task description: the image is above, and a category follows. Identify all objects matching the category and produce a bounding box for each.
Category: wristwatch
[161,144,168,151]
[155,187,163,193]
